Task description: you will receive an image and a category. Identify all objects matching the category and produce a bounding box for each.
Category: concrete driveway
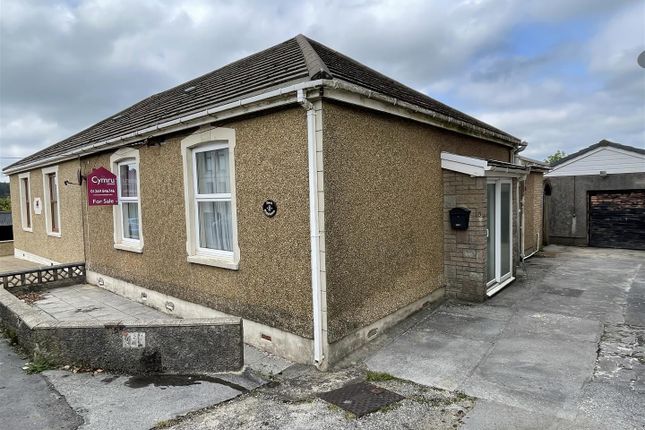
[365,246,645,429]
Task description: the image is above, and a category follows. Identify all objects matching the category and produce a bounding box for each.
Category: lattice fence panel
[1,263,85,290]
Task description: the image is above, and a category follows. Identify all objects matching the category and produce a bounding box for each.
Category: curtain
[198,201,232,251]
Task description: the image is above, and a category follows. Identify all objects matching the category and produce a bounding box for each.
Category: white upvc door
[486,179,513,295]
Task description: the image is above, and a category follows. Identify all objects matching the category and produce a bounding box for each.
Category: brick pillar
[443,170,488,302]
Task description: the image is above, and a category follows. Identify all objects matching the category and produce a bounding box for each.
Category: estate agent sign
[87,167,118,206]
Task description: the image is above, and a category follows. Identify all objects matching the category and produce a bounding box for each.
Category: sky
[1,0,644,181]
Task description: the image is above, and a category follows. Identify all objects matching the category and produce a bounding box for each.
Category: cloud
[1,0,643,180]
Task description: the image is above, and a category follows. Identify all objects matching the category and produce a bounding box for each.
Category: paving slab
[504,310,602,343]
[27,284,172,322]
[460,399,583,430]
[366,328,491,390]
[420,310,507,341]
[460,335,597,419]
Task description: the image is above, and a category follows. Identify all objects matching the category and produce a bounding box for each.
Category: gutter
[297,89,325,368]
[323,79,522,148]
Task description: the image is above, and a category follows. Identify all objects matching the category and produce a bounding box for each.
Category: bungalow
[3,35,542,368]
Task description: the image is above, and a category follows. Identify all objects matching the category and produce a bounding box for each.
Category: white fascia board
[441,152,488,177]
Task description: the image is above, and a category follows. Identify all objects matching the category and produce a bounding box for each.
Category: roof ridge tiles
[295,34,333,80]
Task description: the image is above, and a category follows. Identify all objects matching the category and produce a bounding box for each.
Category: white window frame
[181,127,239,270]
[486,178,514,289]
[42,165,62,237]
[18,172,32,232]
[110,148,143,253]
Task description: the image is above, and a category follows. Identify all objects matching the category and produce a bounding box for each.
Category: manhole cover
[318,382,404,417]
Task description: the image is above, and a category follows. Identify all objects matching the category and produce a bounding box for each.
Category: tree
[0,197,10,212]
[544,150,567,166]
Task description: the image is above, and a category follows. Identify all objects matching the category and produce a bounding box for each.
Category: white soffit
[441,152,488,176]
[441,152,527,178]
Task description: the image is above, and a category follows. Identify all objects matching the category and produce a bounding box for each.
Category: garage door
[588,190,645,250]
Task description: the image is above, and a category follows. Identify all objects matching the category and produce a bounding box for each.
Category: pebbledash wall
[322,101,513,350]
[10,159,85,264]
[8,101,520,365]
[80,107,316,350]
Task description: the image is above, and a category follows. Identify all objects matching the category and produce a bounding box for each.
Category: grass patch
[450,391,474,402]
[24,352,56,374]
[365,371,396,382]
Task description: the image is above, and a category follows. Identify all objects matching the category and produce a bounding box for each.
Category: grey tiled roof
[305,37,515,140]
[5,35,519,172]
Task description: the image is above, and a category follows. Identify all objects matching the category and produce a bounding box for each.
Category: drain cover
[318,382,404,417]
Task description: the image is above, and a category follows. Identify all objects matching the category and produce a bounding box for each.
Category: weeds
[24,352,56,374]
[365,371,396,382]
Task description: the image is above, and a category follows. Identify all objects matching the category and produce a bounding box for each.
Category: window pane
[196,149,229,194]
[51,201,59,232]
[487,183,496,283]
[22,178,31,228]
[48,173,59,232]
[122,202,140,239]
[48,174,58,202]
[197,201,232,251]
[119,164,138,197]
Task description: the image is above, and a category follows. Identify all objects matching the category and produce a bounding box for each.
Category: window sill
[22,227,33,233]
[47,231,62,238]
[114,242,143,254]
[187,254,239,270]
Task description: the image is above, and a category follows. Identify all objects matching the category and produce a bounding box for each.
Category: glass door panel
[500,183,511,279]
[487,180,513,294]
[487,184,496,284]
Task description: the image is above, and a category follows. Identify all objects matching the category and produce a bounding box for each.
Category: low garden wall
[0,282,244,373]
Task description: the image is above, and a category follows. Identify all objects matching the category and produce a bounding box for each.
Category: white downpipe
[520,179,526,258]
[298,89,324,366]
[516,180,521,266]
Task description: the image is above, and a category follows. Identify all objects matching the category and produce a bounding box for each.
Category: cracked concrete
[364,245,645,429]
